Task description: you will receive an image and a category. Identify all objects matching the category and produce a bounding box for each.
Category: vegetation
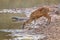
[0,13,26,29]
[0,0,60,9]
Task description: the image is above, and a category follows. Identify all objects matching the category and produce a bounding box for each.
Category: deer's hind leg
[44,14,51,25]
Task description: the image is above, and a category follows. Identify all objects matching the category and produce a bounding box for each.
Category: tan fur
[22,7,51,29]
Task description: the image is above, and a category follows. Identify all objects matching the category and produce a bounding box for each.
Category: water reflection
[0,29,46,40]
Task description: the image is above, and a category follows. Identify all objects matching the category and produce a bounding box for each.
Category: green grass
[0,0,60,9]
[0,13,26,29]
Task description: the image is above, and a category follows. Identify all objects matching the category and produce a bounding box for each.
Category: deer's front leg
[22,18,33,29]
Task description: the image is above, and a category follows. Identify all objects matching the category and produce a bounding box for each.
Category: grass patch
[0,13,26,29]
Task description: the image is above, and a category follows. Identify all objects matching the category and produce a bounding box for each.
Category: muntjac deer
[22,7,51,29]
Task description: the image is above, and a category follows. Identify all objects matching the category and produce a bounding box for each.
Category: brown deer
[22,7,51,29]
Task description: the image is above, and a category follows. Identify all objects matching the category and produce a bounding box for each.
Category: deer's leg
[32,19,36,25]
[44,14,51,25]
[31,19,36,28]
[22,18,34,29]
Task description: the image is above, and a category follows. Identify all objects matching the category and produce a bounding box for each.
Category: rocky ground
[24,14,60,40]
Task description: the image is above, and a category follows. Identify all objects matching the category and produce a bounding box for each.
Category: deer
[22,6,51,29]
